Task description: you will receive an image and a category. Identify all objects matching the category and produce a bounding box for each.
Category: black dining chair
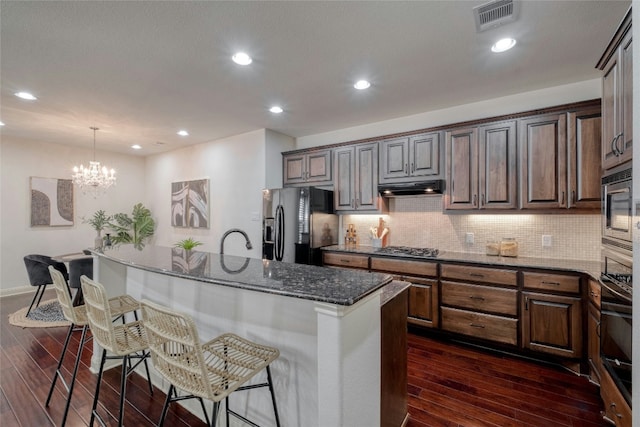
[23,254,69,317]
[68,256,93,306]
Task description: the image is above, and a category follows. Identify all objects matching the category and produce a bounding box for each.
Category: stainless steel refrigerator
[262,187,338,265]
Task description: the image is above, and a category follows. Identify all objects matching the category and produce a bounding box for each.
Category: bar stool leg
[60,325,88,426]
[118,355,129,426]
[211,401,220,427]
[89,349,107,427]
[45,322,74,407]
[266,365,281,427]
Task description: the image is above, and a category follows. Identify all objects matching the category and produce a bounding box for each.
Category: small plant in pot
[85,210,112,249]
[174,237,203,251]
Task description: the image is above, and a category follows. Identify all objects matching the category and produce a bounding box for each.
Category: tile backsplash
[341,196,601,261]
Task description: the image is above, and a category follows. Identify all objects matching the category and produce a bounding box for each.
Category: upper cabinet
[334,143,385,212]
[519,113,568,209]
[379,132,442,183]
[597,8,632,170]
[445,121,517,210]
[283,149,332,186]
[567,107,602,209]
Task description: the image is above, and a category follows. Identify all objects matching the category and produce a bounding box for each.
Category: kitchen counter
[89,245,403,427]
[322,244,601,279]
[91,244,393,305]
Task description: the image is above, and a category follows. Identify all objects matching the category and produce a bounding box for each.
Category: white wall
[145,129,267,257]
[265,129,295,189]
[296,79,601,149]
[0,137,146,294]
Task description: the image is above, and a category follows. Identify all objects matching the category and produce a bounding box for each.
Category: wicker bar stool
[80,275,153,427]
[45,266,150,427]
[140,299,281,427]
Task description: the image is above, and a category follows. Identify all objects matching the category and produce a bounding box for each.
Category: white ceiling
[0,0,631,156]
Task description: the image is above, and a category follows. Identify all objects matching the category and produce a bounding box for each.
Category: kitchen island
[89,245,403,427]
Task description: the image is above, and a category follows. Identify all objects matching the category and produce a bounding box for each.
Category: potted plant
[85,209,112,249]
[109,203,156,250]
[174,237,203,251]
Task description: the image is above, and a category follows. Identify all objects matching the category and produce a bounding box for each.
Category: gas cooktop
[375,246,439,258]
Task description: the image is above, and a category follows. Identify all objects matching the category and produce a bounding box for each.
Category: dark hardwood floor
[2,291,607,427]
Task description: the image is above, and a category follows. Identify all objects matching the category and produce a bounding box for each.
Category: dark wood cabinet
[587,279,602,384]
[598,11,632,171]
[600,365,632,427]
[445,121,517,210]
[334,143,383,212]
[381,288,408,427]
[567,107,602,209]
[283,149,332,186]
[379,132,442,183]
[519,113,568,209]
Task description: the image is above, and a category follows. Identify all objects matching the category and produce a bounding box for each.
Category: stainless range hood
[378,179,445,197]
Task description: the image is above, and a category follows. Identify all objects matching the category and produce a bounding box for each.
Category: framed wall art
[171,179,209,228]
[30,177,74,227]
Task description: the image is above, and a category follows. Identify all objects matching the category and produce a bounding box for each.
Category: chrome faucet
[220,228,253,254]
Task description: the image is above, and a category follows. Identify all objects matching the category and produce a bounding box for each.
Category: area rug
[8,299,70,328]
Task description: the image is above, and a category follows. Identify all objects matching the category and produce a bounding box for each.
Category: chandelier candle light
[72,127,116,196]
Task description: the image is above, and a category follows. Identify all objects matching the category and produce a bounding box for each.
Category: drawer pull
[469,296,485,301]
[469,273,484,278]
[590,291,599,298]
[541,281,560,286]
[470,323,485,329]
[609,402,623,419]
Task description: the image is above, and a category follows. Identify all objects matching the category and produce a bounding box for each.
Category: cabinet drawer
[441,307,518,346]
[600,368,632,427]
[441,264,517,287]
[441,281,517,316]
[522,271,580,294]
[322,252,368,269]
[370,257,437,277]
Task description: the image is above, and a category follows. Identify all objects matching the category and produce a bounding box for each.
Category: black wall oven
[600,244,633,406]
[602,167,633,244]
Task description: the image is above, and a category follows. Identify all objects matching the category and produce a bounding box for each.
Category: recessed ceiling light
[354,80,371,90]
[269,106,283,114]
[0,121,4,126]
[15,91,37,100]
[491,38,517,53]
[177,130,189,136]
[232,52,253,65]
[131,144,142,150]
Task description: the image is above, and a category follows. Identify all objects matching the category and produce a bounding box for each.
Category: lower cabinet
[521,291,582,358]
[407,277,439,328]
[441,306,518,346]
[600,366,632,427]
[587,279,602,384]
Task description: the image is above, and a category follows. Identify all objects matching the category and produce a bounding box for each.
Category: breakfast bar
[90,244,401,427]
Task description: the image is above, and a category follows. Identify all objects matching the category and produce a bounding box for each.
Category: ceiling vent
[473,0,520,32]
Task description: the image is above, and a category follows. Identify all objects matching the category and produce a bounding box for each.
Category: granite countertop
[90,245,393,306]
[322,245,601,279]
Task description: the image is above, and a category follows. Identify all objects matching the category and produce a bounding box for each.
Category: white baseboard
[0,286,36,298]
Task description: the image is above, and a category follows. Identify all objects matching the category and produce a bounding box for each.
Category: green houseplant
[174,237,203,251]
[85,209,112,249]
[109,203,155,249]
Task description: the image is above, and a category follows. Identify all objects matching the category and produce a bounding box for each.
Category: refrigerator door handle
[275,205,285,261]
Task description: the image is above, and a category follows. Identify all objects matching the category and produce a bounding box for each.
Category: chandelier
[72,127,116,196]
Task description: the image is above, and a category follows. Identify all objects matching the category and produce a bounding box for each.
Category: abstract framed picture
[171,179,209,228]
[30,177,74,227]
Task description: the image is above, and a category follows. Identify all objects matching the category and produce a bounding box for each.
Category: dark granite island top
[90,244,393,306]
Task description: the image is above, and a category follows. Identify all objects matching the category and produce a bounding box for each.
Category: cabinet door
[478,121,517,209]
[306,150,332,184]
[407,277,439,328]
[283,153,307,185]
[619,31,632,162]
[519,114,567,209]
[410,132,441,178]
[379,137,409,182]
[521,291,582,358]
[334,147,355,211]
[567,108,601,209]
[445,127,478,210]
[587,302,601,384]
[355,143,379,211]
[602,52,620,170]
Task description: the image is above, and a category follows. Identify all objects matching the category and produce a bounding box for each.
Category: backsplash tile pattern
[342,196,601,261]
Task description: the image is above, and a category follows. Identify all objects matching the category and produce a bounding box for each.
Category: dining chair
[45,266,145,427]
[80,275,153,427]
[23,254,68,316]
[140,299,281,427]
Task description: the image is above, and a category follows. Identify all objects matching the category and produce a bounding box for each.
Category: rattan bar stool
[140,299,281,427]
[81,275,153,427]
[45,266,150,427]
